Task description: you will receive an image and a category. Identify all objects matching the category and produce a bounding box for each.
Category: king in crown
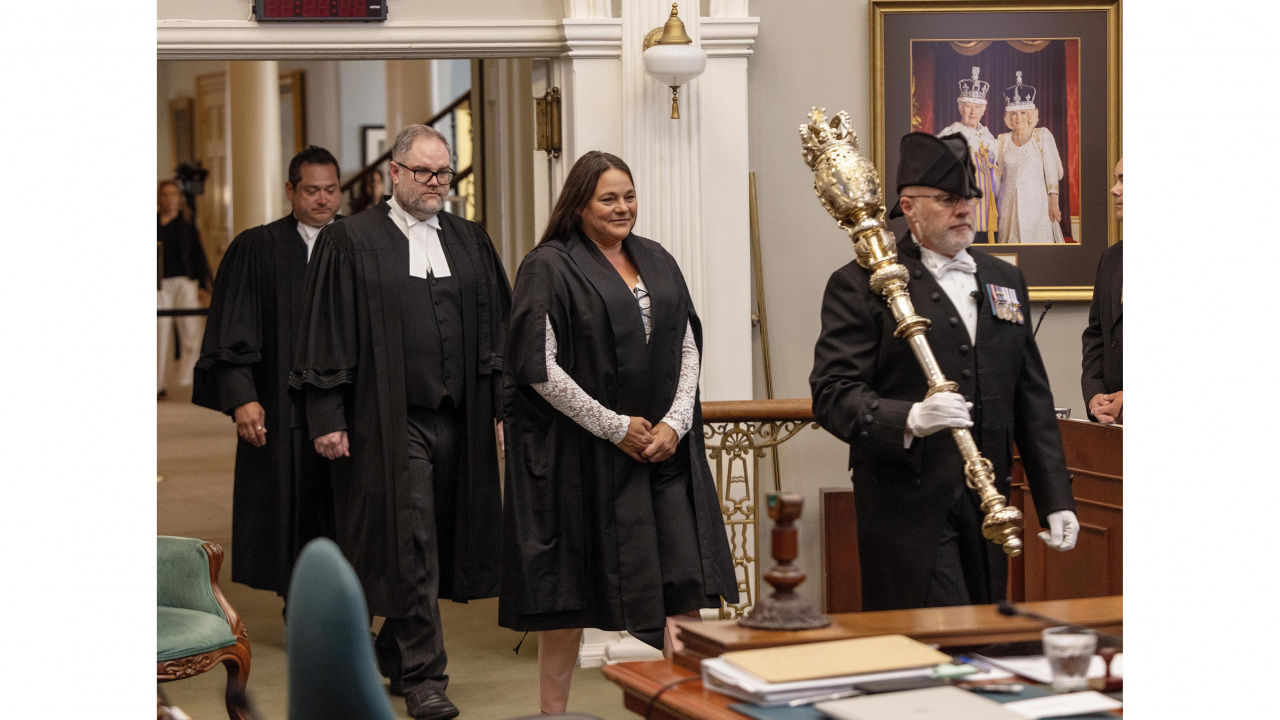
[938,66,1000,241]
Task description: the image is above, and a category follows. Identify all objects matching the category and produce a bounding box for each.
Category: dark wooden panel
[821,487,861,613]
[1012,419,1122,601]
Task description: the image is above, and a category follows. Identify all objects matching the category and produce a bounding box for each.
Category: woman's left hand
[642,422,678,463]
[1048,193,1061,223]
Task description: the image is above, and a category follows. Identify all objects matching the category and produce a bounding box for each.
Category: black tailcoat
[1081,240,1123,414]
[810,234,1075,611]
[498,232,739,638]
[193,214,335,594]
[289,203,511,617]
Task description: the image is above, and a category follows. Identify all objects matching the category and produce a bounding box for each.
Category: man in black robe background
[290,124,510,720]
[810,133,1078,612]
[193,146,342,600]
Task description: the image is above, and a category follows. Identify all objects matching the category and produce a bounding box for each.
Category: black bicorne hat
[888,132,982,219]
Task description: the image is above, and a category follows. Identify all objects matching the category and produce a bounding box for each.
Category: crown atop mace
[959,66,990,104]
[800,108,858,170]
[1004,70,1037,111]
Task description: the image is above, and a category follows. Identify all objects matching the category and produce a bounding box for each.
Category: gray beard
[913,220,974,257]
[394,187,443,221]
[929,231,974,257]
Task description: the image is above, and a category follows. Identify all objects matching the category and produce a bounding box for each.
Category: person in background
[193,146,343,606]
[291,125,510,720]
[1081,158,1123,423]
[937,66,1000,243]
[995,71,1066,244]
[157,179,212,398]
[810,132,1078,612]
[499,151,738,715]
[352,167,386,214]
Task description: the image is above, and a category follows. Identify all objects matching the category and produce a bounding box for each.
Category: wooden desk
[602,596,1122,720]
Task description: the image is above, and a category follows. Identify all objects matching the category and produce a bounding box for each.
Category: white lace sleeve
[531,315,630,443]
[659,321,699,440]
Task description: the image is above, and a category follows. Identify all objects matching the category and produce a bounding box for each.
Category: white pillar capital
[700,17,760,57]
[562,18,623,59]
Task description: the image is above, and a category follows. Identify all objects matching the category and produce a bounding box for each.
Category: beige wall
[157,0,565,22]
[747,0,1094,607]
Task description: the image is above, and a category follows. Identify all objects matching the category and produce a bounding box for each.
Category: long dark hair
[538,151,634,245]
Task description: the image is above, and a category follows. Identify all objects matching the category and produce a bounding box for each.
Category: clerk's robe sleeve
[502,249,583,614]
[506,253,567,389]
[193,231,262,414]
[289,225,360,436]
[477,227,513,419]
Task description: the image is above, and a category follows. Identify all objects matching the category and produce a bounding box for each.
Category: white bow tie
[932,253,976,276]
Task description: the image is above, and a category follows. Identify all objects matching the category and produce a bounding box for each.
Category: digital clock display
[255,1,387,21]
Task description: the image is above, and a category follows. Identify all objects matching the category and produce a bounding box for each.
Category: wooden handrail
[341,91,472,193]
[700,398,814,423]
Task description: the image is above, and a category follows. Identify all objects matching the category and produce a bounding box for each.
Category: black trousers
[922,490,1007,608]
[374,401,462,699]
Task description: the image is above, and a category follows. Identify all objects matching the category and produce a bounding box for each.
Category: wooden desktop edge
[673,596,1123,672]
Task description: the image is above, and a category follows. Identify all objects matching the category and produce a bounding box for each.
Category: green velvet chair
[286,538,396,720]
[157,536,252,720]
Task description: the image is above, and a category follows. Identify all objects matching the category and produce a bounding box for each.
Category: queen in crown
[995,71,1066,244]
[938,66,1001,242]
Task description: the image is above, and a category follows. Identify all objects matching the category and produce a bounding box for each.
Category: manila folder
[720,635,951,684]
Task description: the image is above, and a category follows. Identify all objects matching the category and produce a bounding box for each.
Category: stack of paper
[700,635,952,706]
[815,686,1122,720]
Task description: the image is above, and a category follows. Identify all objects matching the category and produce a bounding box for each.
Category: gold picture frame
[871,0,1121,300]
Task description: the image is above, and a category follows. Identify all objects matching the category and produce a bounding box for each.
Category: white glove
[906,392,973,437]
[1038,510,1079,551]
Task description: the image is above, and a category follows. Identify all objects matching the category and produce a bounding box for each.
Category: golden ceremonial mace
[799,108,1024,556]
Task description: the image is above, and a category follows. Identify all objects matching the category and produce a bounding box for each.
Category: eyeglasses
[900,193,970,209]
[392,161,455,185]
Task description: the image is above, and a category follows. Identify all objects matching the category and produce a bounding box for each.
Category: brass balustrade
[701,398,817,620]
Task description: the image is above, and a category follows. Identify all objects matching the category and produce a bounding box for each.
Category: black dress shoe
[405,689,459,720]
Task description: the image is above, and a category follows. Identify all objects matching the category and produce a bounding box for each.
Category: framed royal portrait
[871,0,1121,299]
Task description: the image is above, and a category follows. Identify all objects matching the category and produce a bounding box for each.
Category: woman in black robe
[499,151,738,714]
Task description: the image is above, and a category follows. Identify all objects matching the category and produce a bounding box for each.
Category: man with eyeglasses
[291,124,511,720]
[193,145,340,605]
[810,132,1077,612]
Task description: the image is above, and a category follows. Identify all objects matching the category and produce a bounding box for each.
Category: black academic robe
[192,214,335,595]
[810,234,1075,611]
[498,231,739,642]
[289,202,511,618]
[1081,241,1123,416]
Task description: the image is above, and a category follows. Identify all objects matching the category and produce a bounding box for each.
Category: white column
[481,58,538,281]
[696,11,759,401]
[621,0,705,320]
[558,18,624,165]
[618,1,757,401]
[228,61,283,236]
